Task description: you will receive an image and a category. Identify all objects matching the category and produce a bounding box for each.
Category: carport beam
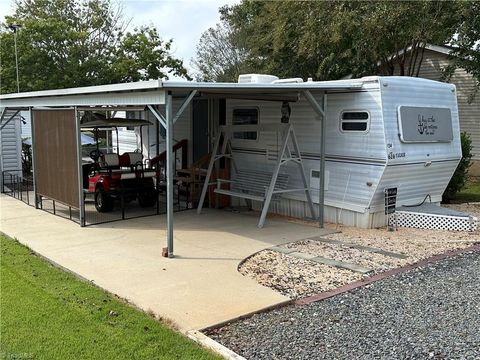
[166,92,174,257]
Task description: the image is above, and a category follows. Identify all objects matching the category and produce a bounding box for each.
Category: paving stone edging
[295,242,480,305]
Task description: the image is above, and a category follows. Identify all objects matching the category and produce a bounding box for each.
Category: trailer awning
[0,78,366,108]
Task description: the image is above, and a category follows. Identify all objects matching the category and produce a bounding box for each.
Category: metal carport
[0,78,363,257]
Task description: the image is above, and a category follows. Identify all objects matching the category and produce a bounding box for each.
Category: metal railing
[82,179,191,226]
[2,169,192,227]
[1,170,34,206]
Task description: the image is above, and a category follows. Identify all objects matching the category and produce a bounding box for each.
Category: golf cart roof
[80,112,152,128]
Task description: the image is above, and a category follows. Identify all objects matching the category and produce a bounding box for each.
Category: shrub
[443,132,473,201]
[21,142,32,177]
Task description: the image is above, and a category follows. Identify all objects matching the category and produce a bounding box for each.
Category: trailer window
[340,111,369,132]
[232,108,258,140]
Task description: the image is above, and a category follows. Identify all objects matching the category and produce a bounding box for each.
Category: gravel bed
[239,250,363,299]
[283,240,407,273]
[240,203,478,300]
[210,250,480,359]
[324,226,477,264]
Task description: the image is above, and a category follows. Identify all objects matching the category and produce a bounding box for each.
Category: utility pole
[8,23,22,93]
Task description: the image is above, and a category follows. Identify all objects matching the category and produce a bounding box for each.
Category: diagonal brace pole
[147,105,166,129]
[173,90,197,124]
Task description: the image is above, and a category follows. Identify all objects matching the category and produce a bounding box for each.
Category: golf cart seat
[100,153,120,170]
[117,152,156,179]
[119,152,143,169]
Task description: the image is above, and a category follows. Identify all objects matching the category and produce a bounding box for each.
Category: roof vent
[238,74,279,84]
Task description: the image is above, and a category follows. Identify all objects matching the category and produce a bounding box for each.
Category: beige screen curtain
[33,109,79,208]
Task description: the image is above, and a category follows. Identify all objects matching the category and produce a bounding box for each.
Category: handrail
[150,139,188,169]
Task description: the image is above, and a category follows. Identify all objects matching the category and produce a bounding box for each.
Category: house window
[232,108,259,140]
[340,111,370,132]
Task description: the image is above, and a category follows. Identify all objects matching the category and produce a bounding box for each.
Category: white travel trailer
[116,76,462,228]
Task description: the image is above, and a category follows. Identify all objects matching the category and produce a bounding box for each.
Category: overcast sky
[0,0,239,77]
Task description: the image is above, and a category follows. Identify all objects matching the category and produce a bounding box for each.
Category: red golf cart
[81,113,158,213]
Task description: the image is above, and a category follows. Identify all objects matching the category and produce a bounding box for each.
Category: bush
[21,142,32,177]
[443,132,473,201]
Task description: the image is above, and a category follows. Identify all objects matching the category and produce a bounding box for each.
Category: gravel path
[210,249,480,359]
[240,204,478,300]
[239,250,363,299]
[284,240,407,272]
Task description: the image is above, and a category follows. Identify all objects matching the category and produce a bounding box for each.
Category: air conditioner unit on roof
[238,74,280,84]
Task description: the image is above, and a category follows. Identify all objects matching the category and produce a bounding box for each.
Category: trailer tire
[138,188,157,208]
[95,187,114,212]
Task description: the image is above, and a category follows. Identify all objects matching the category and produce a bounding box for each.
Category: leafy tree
[191,21,251,82]
[195,0,465,81]
[448,1,480,102]
[114,26,190,82]
[0,0,189,94]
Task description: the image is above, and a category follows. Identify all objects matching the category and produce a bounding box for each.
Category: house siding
[0,110,23,188]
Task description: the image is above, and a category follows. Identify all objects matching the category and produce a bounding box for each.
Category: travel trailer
[114,76,461,228]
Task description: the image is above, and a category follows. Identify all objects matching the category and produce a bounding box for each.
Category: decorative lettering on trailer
[398,106,453,143]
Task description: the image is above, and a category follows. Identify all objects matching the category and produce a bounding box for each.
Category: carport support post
[303,90,326,228]
[28,107,37,208]
[75,107,85,226]
[30,107,40,209]
[166,92,174,257]
[319,94,327,228]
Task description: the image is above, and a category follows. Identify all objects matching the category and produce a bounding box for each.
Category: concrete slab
[0,195,332,331]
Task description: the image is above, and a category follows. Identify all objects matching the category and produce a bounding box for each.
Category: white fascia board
[0,76,366,109]
[0,90,165,108]
[161,79,365,91]
[0,80,162,100]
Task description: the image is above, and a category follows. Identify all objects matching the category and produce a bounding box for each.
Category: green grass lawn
[452,181,480,203]
[0,235,220,360]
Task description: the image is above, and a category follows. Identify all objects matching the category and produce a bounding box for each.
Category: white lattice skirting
[390,211,479,232]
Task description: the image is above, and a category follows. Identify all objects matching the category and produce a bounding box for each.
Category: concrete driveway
[0,195,331,331]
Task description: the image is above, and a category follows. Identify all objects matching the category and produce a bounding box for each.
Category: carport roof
[0,77,367,108]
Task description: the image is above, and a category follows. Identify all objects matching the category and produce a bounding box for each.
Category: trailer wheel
[95,187,114,212]
[138,188,157,208]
